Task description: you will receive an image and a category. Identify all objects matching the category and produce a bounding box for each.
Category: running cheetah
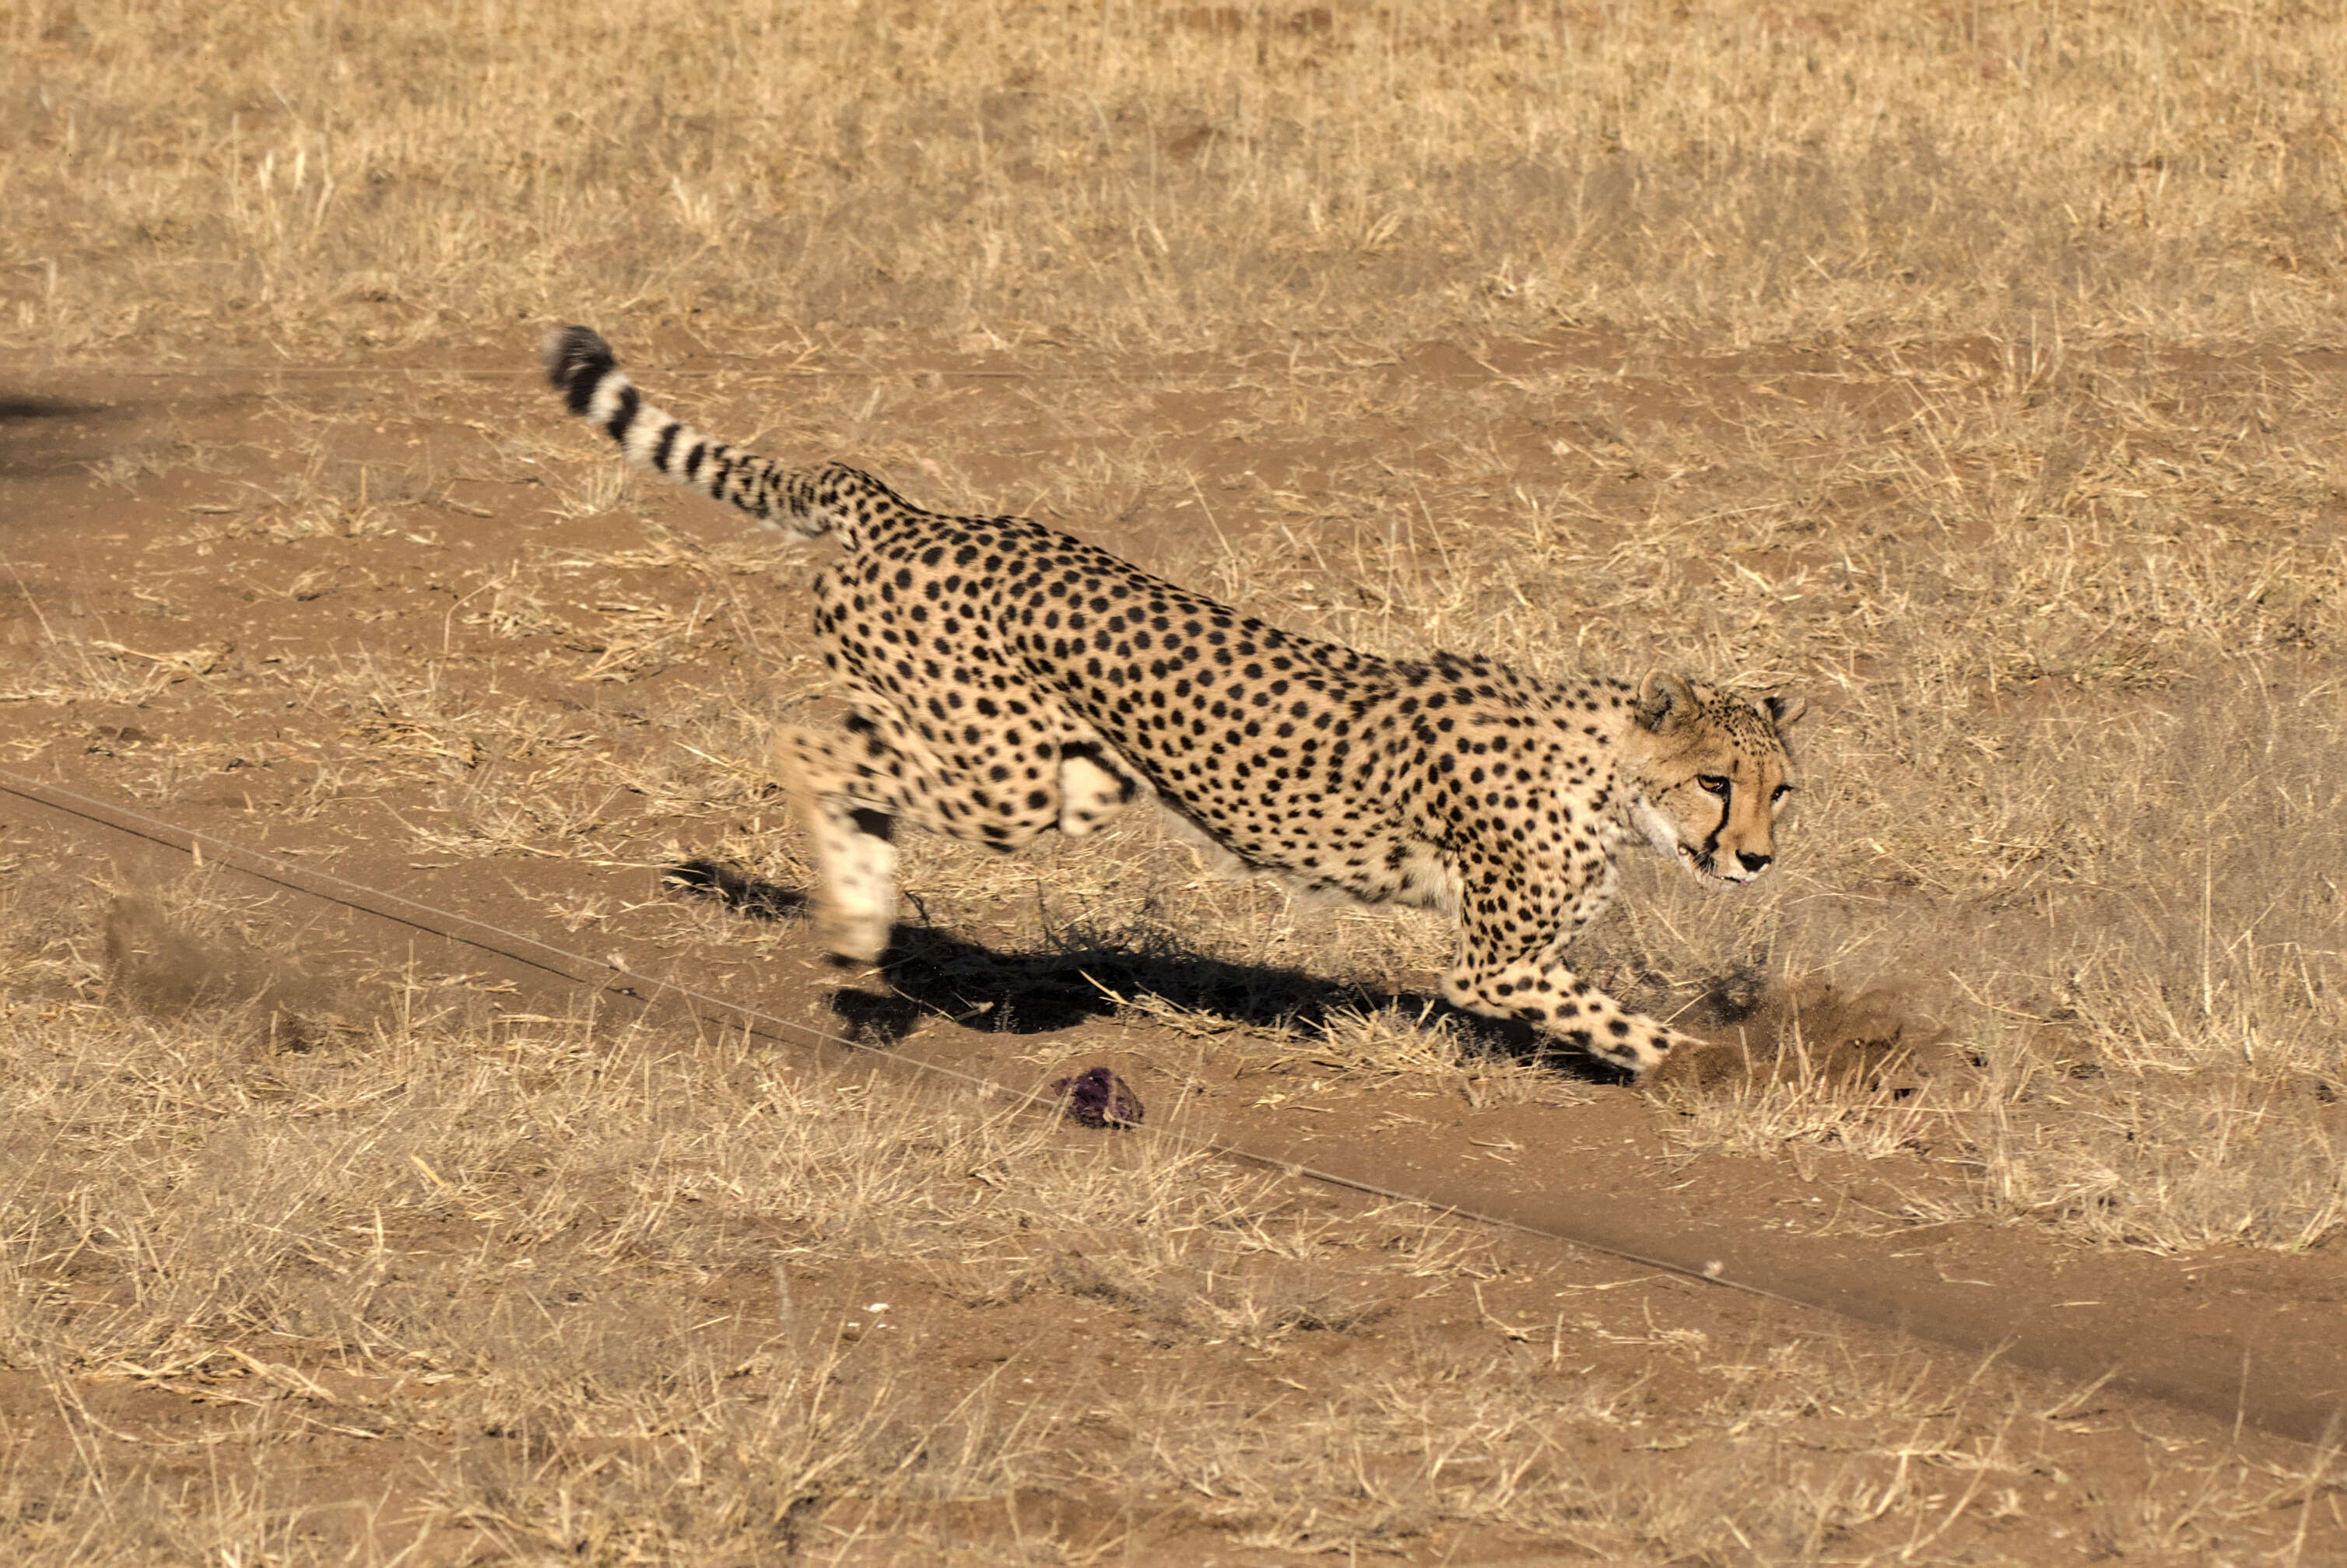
[543,327,1804,1075]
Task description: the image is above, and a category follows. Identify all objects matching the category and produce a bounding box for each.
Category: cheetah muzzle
[542,326,1805,1077]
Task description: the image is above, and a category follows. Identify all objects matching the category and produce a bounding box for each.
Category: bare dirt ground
[7,2,2347,1563]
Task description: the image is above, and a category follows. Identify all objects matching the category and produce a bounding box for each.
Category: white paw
[816,907,889,966]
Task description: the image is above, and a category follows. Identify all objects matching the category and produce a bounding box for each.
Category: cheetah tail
[539,324,837,541]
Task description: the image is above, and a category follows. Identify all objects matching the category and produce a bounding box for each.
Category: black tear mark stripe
[1699,791,1727,865]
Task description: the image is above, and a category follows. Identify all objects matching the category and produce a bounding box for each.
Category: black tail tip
[541,324,616,405]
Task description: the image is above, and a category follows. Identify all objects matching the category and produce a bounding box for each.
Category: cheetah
[542,327,1804,1075]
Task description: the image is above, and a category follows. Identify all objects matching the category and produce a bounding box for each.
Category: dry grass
[0,0,2337,1258]
[5,2,2344,360]
[3,868,2342,1564]
[9,0,2347,1559]
[8,2,2344,1254]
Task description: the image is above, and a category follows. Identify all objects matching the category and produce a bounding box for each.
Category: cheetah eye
[1696,775,1729,798]
[1771,784,1793,804]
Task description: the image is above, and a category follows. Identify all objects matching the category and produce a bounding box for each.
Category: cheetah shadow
[661,859,1631,1084]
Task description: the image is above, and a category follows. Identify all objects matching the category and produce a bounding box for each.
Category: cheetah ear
[1763,693,1807,730]
[1635,672,1698,734]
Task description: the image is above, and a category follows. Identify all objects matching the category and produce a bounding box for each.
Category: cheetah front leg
[1441,954,1702,1075]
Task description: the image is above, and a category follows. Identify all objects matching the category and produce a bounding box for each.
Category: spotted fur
[542,326,1805,1075]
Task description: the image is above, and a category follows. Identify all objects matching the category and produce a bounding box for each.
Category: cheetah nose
[1737,851,1772,874]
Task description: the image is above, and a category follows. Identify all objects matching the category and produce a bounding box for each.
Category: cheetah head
[1624,673,1805,886]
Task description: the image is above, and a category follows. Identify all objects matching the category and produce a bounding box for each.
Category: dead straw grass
[5,2,2344,359]
[2,870,2341,1563]
[8,0,2347,1558]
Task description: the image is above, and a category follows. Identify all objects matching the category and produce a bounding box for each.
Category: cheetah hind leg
[1056,745,1142,838]
[1442,957,1703,1077]
[802,796,898,965]
[773,726,901,966]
